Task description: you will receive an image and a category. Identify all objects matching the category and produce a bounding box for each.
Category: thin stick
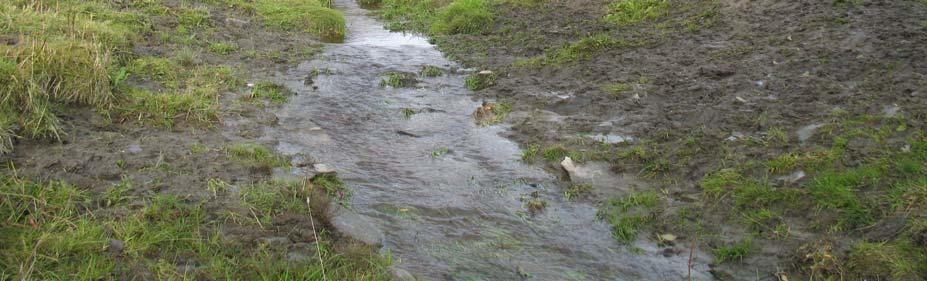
[688,231,698,281]
[305,180,327,281]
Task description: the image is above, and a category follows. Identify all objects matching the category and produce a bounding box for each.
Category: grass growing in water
[380,71,417,88]
[421,65,443,77]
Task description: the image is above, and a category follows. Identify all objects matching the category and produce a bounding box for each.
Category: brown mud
[426,0,927,279]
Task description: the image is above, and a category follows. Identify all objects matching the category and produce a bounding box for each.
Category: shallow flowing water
[265,1,710,279]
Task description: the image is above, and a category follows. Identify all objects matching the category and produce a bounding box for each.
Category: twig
[305,179,327,281]
[688,230,698,281]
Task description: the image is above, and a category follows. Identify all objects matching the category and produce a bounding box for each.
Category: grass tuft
[255,0,347,42]
[605,0,670,25]
[227,143,290,169]
[430,0,493,35]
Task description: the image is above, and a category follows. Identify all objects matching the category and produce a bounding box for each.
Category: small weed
[227,143,290,169]
[766,127,789,145]
[401,108,417,118]
[421,65,443,77]
[514,34,641,67]
[714,239,753,263]
[564,183,593,200]
[380,71,416,88]
[102,176,134,207]
[601,83,631,96]
[542,146,584,163]
[208,42,239,55]
[431,147,450,158]
[598,191,660,244]
[250,81,292,103]
[465,72,496,91]
[310,173,349,201]
[190,143,209,154]
[521,144,541,163]
[605,0,669,25]
[206,178,228,196]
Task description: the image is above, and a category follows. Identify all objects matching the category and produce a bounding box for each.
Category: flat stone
[325,202,384,247]
[313,163,336,174]
[560,157,643,197]
[389,266,416,281]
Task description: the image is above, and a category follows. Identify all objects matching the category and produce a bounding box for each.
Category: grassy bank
[0,0,394,279]
[0,172,390,280]
[0,0,344,152]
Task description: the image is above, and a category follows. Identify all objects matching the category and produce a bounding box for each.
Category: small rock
[797,124,824,143]
[776,170,806,185]
[224,17,250,27]
[390,267,416,281]
[657,233,677,243]
[313,163,336,174]
[108,239,125,253]
[256,236,292,248]
[883,104,901,118]
[325,202,384,247]
[126,144,142,154]
[478,70,494,75]
[287,251,314,264]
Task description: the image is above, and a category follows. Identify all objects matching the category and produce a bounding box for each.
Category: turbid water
[264,1,710,279]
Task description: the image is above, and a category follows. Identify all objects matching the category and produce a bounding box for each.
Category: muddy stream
[263,1,709,279]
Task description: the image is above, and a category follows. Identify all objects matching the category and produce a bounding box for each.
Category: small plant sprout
[379,71,416,88]
[431,147,450,158]
[401,108,416,119]
[421,65,443,77]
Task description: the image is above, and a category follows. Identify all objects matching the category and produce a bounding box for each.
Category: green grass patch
[227,143,290,169]
[430,0,494,35]
[421,65,443,77]
[514,34,642,67]
[605,0,670,25]
[847,242,927,280]
[465,72,497,91]
[713,239,753,263]
[249,81,292,103]
[208,42,239,55]
[0,174,392,280]
[597,191,660,244]
[379,71,417,88]
[310,173,350,202]
[254,0,347,42]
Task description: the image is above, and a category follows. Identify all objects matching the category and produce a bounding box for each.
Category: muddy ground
[419,0,927,279]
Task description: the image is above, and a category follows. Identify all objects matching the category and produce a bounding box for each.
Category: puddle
[263,0,711,279]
